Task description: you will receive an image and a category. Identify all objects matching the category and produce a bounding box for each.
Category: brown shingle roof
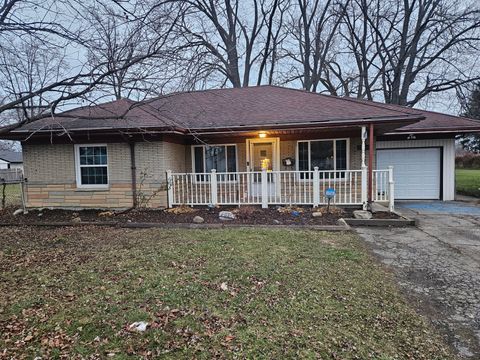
[390,109,480,133]
[339,97,480,134]
[4,85,480,135]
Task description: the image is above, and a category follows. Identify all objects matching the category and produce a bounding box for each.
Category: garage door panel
[377,148,440,200]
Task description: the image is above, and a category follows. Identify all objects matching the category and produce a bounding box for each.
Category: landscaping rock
[12,209,24,216]
[72,216,82,223]
[353,210,372,219]
[273,219,282,225]
[37,212,43,217]
[193,215,204,224]
[369,202,389,213]
[312,211,323,218]
[219,211,235,221]
[98,211,114,217]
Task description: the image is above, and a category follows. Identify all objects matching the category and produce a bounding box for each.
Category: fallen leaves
[164,206,197,214]
[219,282,228,291]
[0,226,455,359]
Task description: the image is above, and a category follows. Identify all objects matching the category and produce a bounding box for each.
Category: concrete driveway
[356,201,480,359]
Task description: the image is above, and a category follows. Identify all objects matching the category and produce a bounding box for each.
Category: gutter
[129,142,137,208]
[4,115,424,137]
[384,128,480,135]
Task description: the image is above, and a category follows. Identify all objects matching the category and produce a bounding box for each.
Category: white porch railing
[167,167,394,211]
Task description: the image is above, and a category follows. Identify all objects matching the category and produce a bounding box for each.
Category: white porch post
[361,126,368,210]
[166,170,173,208]
[388,165,395,212]
[261,168,268,208]
[210,169,218,206]
[313,166,320,207]
[361,165,368,210]
[361,126,367,168]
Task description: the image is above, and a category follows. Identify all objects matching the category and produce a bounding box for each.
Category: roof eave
[385,127,480,135]
[0,115,424,141]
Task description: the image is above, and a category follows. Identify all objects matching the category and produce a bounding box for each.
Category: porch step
[368,202,389,213]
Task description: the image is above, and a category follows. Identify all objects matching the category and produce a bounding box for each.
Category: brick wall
[23,141,187,209]
[23,136,374,209]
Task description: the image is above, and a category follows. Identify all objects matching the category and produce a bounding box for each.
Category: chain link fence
[0,169,26,210]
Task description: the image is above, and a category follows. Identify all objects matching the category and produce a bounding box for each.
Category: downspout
[129,142,137,208]
[368,124,374,204]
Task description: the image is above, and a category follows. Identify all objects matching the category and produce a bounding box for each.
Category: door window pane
[227,146,236,172]
[297,139,348,178]
[205,146,226,172]
[336,140,347,170]
[311,141,334,170]
[194,147,204,173]
[298,142,309,171]
[193,145,237,179]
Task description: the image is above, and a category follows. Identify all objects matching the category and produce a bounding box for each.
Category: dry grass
[0,227,454,359]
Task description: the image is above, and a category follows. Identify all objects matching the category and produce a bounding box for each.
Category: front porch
[167,124,395,210]
[166,167,394,210]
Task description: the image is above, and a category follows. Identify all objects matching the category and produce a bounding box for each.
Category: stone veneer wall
[23,141,186,209]
[23,136,374,209]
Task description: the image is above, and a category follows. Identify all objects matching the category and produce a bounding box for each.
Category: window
[297,139,348,178]
[192,145,237,181]
[75,145,108,188]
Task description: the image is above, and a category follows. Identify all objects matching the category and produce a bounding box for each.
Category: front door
[252,142,274,172]
[246,138,279,198]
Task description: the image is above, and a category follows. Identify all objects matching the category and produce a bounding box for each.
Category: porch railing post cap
[211,169,216,173]
[314,166,319,171]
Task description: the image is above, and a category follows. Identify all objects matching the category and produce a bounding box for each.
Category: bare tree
[339,0,480,105]
[256,0,290,85]
[168,0,288,88]
[0,39,67,121]
[283,0,348,92]
[85,3,184,101]
[0,0,182,130]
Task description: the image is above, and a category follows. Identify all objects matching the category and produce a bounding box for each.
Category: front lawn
[0,227,452,358]
[456,169,480,198]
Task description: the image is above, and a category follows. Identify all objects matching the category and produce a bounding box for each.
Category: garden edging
[0,220,352,231]
[344,211,416,227]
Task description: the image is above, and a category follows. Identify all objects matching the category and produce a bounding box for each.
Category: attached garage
[377,148,441,199]
[376,138,456,201]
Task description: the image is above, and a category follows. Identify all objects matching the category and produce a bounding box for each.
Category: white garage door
[377,148,441,200]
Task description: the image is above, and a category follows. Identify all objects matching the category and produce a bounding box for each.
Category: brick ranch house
[1,86,480,210]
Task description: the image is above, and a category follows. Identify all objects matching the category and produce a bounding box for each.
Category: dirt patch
[0,205,398,226]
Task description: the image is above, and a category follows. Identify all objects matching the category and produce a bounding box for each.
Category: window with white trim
[192,144,237,181]
[297,139,348,178]
[75,145,108,187]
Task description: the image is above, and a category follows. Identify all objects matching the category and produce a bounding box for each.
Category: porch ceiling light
[258,131,267,138]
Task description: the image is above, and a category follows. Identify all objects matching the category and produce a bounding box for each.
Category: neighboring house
[1,86,480,209]
[0,150,23,171]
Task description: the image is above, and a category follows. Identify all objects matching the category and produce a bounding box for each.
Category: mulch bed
[0,205,400,226]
